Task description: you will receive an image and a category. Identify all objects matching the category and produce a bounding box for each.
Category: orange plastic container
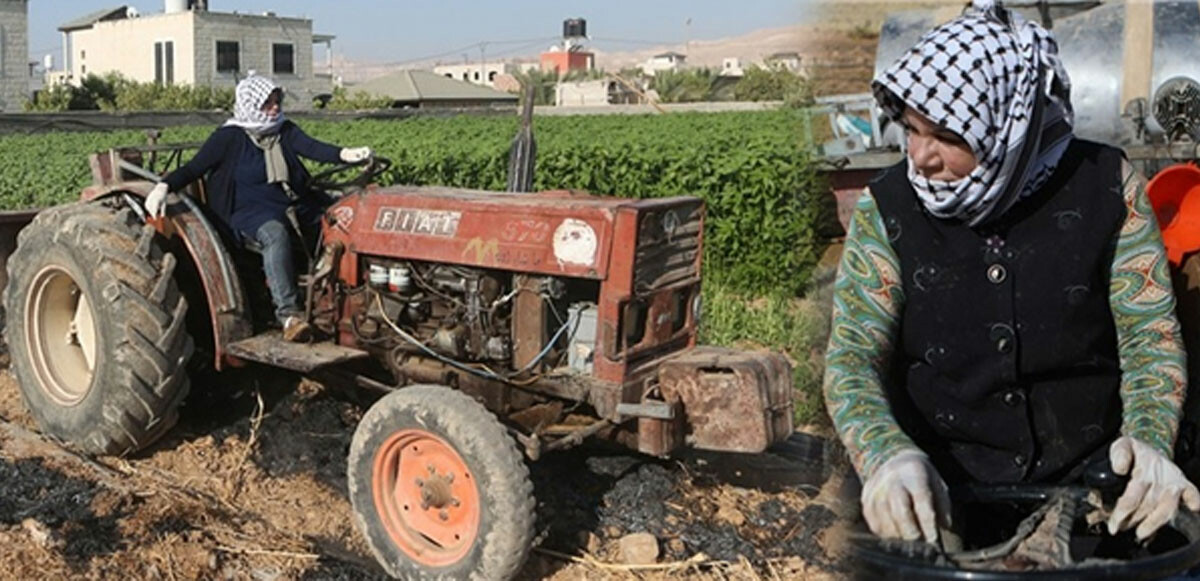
[1147,163,1200,265]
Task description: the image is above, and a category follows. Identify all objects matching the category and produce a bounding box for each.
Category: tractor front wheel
[348,385,535,580]
[4,201,193,455]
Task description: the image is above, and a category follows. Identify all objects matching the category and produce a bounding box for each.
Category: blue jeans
[251,220,301,324]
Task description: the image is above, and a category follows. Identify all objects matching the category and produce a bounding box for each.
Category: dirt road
[0,365,851,580]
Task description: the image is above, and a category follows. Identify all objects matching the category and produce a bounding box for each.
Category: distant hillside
[335,24,808,86]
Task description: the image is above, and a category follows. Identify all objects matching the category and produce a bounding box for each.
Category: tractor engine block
[361,259,514,363]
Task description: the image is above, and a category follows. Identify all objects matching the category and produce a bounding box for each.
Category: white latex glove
[340,146,372,163]
[1107,436,1200,540]
[861,449,951,544]
[145,182,169,219]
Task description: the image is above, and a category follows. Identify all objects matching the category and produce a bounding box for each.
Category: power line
[377,37,558,67]
[591,37,680,46]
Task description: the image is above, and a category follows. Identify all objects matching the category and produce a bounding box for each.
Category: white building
[639,51,687,77]
[764,51,803,74]
[433,61,538,89]
[554,79,639,107]
[720,57,744,77]
[0,0,29,111]
[56,1,336,108]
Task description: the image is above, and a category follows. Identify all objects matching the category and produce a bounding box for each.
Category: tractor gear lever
[145,182,169,219]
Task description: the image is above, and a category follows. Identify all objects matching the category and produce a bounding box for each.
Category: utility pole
[480,42,488,86]
[685,17,692,59]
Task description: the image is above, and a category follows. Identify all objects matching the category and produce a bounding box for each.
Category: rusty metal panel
[225,331,370,373]
[635,401,685,457]
[657,346,794,454]
[322,186,643,279]
[0,210,40,306]
[633,200,704,292]
[511,275,546,373]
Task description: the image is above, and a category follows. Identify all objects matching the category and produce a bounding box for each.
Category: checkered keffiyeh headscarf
[224,74,286,136]
[873,0,1074,226]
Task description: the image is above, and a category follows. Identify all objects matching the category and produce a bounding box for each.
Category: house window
[155,40,175,85]
[272,43,294,75]
[444,73,452,79]
[488,71,497,82]
[216,41,240,73]
[472,71,479,81]
[461,72,468,81]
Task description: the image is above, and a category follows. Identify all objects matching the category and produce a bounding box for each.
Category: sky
[29,1,809,65]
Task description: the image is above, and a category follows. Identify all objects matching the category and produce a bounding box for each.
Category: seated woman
[146,74,372,342]
[823,0,1199,545]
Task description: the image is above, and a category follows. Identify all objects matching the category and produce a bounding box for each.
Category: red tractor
[1,135,794,578]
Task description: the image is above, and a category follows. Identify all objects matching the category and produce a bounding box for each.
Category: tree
[320,86,392,110]
[510,68,558,106]
[650,69,721,103]
[25,73,233,112]
[733,66,813,107]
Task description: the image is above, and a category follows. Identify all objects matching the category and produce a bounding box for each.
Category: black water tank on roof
[563,18,587,39]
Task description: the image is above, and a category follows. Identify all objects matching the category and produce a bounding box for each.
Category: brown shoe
[282,316,312,343]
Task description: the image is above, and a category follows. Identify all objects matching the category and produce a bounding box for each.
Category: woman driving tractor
[145,74,372,342]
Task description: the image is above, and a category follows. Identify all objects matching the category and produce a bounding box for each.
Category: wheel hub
[373,429,481,567]
[25,266,97,406]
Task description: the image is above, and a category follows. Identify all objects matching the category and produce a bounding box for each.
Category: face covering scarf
[225,74,289,186]
[872,0,1074,227]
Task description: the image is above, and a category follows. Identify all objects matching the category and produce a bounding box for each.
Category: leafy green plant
[734,66,813,107]
[26,73,233,112]
[318,86,392,111]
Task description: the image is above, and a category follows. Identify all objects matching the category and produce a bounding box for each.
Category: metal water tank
[563,18,587,39]
[164,0,188,14]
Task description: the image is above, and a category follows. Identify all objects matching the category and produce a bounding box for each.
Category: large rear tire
[4,201,193,455]
[348,385,535,580]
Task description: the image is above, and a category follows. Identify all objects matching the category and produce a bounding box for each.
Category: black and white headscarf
[224,74,289,185]
[873,0,1074,226]
[224,74,286,136]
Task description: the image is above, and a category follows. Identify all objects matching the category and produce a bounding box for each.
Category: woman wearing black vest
[824,0,1198,545]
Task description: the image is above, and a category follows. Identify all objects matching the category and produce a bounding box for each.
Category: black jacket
[164,121,342,238]
[871,139,1128,484]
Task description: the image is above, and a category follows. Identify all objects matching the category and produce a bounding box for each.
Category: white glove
[1107,436,1200,540]
[861,449,951,544]
[340,146,372,163]
[145,182,169,219]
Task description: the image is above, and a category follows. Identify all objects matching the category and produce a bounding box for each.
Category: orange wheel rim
[372,429,481,567]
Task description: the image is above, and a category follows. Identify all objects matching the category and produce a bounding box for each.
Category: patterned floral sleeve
[824,188,920,480]
[1110,160,1188,458]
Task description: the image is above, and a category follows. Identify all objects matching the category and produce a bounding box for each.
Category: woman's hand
[340,147,373,163]
[1108,436,1200,540]
[145,183,169,219]
[861,449,951,544]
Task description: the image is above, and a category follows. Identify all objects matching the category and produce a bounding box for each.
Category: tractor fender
[87,185,253,371]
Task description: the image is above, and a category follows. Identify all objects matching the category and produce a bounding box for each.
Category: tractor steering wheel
[309,156,393,196]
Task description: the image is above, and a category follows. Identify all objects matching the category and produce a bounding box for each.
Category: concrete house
[57,1,335,109]
[433,61,538,89]
[554,79,640,107]
[640,52,687,77]
[0,0,29,111]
